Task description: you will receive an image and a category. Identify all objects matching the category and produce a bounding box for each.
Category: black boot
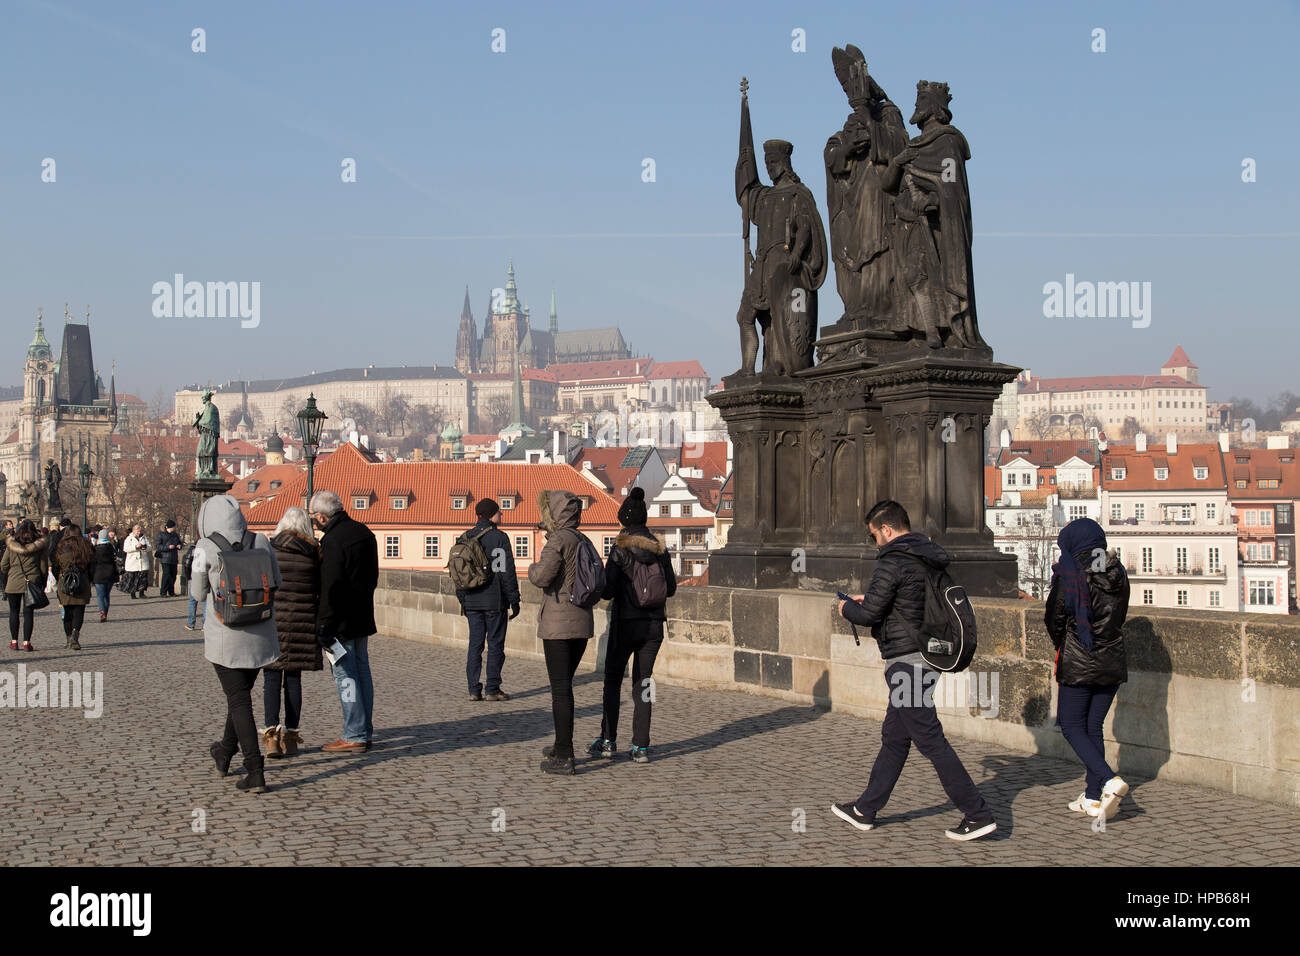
[70,628,81,651]
[236,754,268,793]
[210,741,233,777]
[539,752,575,775]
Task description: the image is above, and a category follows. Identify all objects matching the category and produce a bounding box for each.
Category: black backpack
[58,562,86,596]
[206,531,277,627]
[561,528,606,610]
[626,553,669,609]
[447,528,492,591]
[899,554,978,672]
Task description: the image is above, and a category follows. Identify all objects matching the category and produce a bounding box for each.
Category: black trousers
[7,593,34,643]
[159,563,178,597]
[213,664,263,770]
[466,610,508,695]
[543,638,589,759]
[263,669,303,730]
[600,619,664,748]
[62,604,86,637]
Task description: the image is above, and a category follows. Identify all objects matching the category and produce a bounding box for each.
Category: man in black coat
[832,499,997,842]
[310,491,379,755]
[154,519,183,597]
[456,498,520,702]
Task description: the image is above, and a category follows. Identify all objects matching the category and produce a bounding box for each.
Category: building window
[247,480,260,492]
[452,497,466,510]
[1245,510,1257,527]
[385,535,400,559]
[1111,467,1126,481]
[1070,505,1087,519]
[994,512,1003,527]
[1206,503,1216,521]
[1260,510,1273,527]
[514,535,529,559]
[1111,503,1122,521]
[1154,467,1168,481]
[424,535,439,559]
[1236,480,1248,490]
[681,503,693,518]
[1134,503,1145,521]
[1176,589,1188,606]
[1248,580,1276,606]
[602,535,616,557]
[391,497,407,510]
[353,497,369,510]
[1142,589,1154,605]
[1141,548,1153,574]
[1277,504,1292,525]
[501,497,515,510]
[1209,590,1220,608]
[1194,467,1208,480]
[1176,547,1188,573]
[1208,547,1221,573]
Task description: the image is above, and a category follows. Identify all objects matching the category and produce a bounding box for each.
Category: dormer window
[269,480,282,490]
[1193,467,1208,480]
[452,497,466,510]
[1111,467,1126,481]
[501,497,515,510]
[247,480,260,492]
[391,496,407,510]
[353,497,370,510]
[1154,468,1168,480]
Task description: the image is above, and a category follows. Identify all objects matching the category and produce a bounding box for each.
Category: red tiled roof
[995,440,1098,467]
[1164,346,1197,368]
[572,447,644,495]
[682,475,723,512]
[229,463,307,503]
[679,441,729,481]
[1224,448,1300,500]
[647,360,708,380]
[547,359,654,382]
[984,465,1002,503]
[1101,443,1226,491]
[245,442,622,529]
[462,434,499,445]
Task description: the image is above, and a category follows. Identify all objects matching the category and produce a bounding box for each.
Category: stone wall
[375,569,1300,808]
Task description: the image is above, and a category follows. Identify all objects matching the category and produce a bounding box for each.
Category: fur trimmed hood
[611,527,666,565]
[5,535,48,557]
[536,489,581,533]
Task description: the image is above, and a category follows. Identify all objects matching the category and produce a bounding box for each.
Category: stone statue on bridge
[193,390,221,479]
[44,458,63,512]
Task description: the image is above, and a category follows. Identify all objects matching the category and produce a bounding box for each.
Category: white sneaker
[1068,792,1102,816]
[1100,776,1129,820]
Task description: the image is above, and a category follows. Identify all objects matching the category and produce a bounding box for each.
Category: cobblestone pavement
[2,597,1297,866]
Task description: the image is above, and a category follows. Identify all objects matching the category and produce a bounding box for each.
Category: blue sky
[2,0,1297,404]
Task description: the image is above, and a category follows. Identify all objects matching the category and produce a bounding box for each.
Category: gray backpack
[206,531,276,627]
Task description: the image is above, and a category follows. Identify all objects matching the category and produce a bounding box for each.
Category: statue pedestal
[189,476,234,534]
[708,347,1021,597]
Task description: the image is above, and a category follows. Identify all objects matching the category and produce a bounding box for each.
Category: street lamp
[296,393,327,509]
[0,470,7,512]
[78,462,94,529]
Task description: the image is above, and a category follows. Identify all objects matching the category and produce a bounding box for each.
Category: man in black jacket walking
[309,490,379,755]
[154,519,183,597]
[456,498,520,702]
[832,500,997,842]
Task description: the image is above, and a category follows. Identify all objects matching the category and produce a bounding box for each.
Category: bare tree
[480,395,513,433]
[1023,412,1053,440]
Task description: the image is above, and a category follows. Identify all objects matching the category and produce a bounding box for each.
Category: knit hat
[97,530,110,544]
[475,498,500,520]
[166,519,177,529]
[618,487,647,527]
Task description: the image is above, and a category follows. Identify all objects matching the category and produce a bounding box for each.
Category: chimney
[493,439,507,459]
[1166,432,1177,455]
[1218,431,1230,453]
[1135,432,1147,453]
[583,460,592,470]
[999,428,1011,448]
[553,428,563,462]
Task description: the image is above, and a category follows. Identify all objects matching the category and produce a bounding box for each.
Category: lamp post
[78,463,93,529]
[296,393,327,510]
[0,470,7,513]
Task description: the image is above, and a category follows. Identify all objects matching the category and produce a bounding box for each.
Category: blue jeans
[1057,683,1119,799]
[95,583,112,614]
[187,595,205,628]
[330,636,374,743]
[466,610,508,695]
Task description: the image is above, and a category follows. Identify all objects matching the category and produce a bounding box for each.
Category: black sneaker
[586,737,616,759]
[831,803,875,831]
[542,745,555,758]
[628,745,649,764]
[540,754,575,775]
[209,742,232,778]
[945,816,997,842]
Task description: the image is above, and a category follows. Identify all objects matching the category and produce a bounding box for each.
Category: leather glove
[509,603,520,620]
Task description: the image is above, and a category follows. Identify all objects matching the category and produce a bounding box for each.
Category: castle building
[454,260,632,375]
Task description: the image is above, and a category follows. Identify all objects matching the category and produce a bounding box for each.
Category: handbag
[25,579,50,610]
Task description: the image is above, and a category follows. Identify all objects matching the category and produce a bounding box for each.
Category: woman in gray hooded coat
[191,494,282,793]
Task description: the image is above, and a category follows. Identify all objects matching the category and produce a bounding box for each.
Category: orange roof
[995,440,1099,467]
[245,442,622,529]
[1164,346,1197,368]
[679,441,729,481]
[1101,443,1226,492]
[1223,447,1300,500]
[572,447,645,495]
[984,465,1002,503]
[647,360,708,379]
[682,475,724,511]
[547,359,654,382]
[229,463,307,503]
[461,434,499,445]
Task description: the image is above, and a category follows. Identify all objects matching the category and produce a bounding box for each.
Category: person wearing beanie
[456,497,519,702]
[91,528,119,622]
[154,519,183,598]
[589,486,676,763]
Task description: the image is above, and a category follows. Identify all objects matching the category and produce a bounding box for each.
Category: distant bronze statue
[193,390,221,478]
[883,81,987,349]
[824,45,909,327]
[735,79,827,376]
[44,458,63,511]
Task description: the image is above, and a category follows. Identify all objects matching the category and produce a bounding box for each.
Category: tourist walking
[1044,517,1131,822]
[529,489,595,776]
[590,487,676,763]
[179,537,195,596]
[53,522,94,650]
[182,537,205,630]
[3,520,49,652]
[123,524,151,598]
[309,491,378,755]
[454,497,519,702]
[192,494,282,794]
[262,507,323,759]
[832,500,998,842]
[154,519,183,597]
[91,529,118,622]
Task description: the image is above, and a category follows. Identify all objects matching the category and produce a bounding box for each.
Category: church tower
[454,286,478,374]
[20,313,55,454]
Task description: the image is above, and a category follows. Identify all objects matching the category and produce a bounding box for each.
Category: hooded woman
[53,522,94,650]
[1044,517,1131,822]
[528,489,595,775]
[587,487,676,763]
[91,529,119,622]
[191,494,282,793]
[2,520,49,651]
[261,507,323,759]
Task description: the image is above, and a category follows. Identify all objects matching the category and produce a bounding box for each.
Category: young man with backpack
[589,487,676,763]
[832,500,997,842]
[451,498,520,702]
[528,488,605,775]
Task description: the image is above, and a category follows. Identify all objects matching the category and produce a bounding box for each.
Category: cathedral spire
[548,289,558,336]
[28,310,52,361]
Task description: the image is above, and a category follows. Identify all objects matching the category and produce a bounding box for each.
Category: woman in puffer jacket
[261,507,323,759]
[1044,517,1131,822]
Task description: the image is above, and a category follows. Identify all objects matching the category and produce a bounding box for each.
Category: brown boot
[281,728,302,757]
[261,726,283,759]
